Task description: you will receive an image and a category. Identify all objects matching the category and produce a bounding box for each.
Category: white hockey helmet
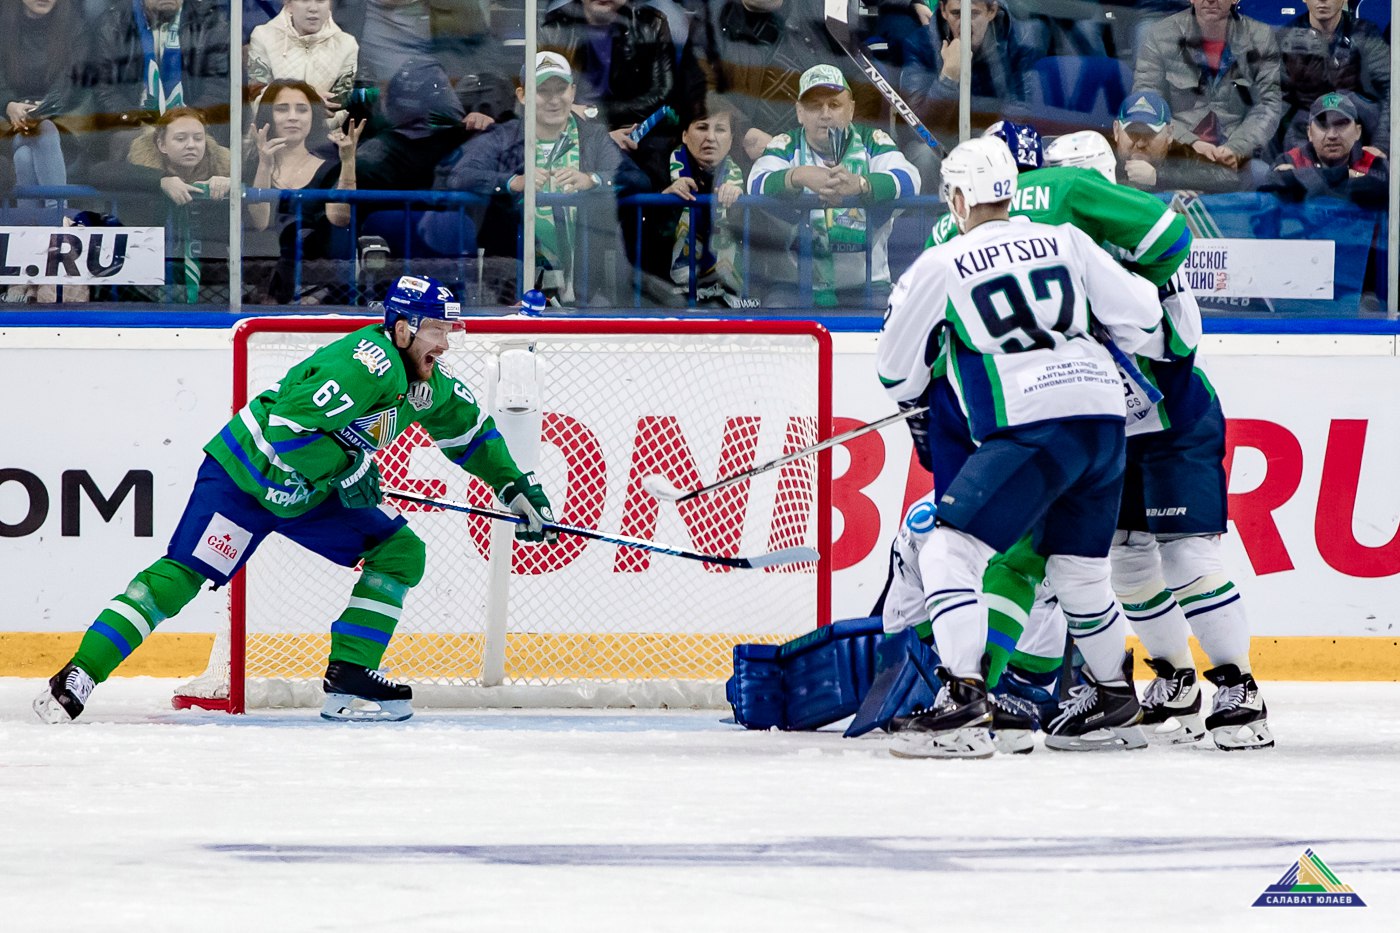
[939,136,1019,210]
[1043,130,1117,184]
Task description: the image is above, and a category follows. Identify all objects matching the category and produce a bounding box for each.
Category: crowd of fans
[0,0,1391,309]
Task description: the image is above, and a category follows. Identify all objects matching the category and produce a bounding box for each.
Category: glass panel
[238,0,519,309]
[1,0,234,306]
[939,0,1392,317]
[486,0,935,312]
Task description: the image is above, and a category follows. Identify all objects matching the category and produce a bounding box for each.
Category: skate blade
[890,726,995,759]
[32,691,74,724]
[1144,712,1206,746]
[992,728,1035,755]
[320,693,413,723]
[1211,720,1274,751]
[1045,725,1148,752]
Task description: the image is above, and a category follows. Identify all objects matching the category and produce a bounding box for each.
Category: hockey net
[174,317,831,711]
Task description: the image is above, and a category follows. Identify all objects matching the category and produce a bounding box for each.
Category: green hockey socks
[73,558,206,682]
[327,526,424,669]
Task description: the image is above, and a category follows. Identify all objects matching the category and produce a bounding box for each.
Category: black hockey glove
[499,472,559,544]
[331,450,383,509]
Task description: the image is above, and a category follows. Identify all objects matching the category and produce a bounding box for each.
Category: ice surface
[1,678,1397,932]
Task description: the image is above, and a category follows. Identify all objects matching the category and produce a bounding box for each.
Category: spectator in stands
[541,0,703,174]
[1132,0,1282,182]
[86,0,231,156]
[748,64,920,308]
[96,106,230,301]
[899,0,1036,126]
[246,79,364,303]
[619,94,748,307]
[1113,89,1239,193]
[356,57,471,192]
[0,0,88,207]
[696,0,872,161]
[435,52,624,306]
[1276,0,1390,154]
[1260,90,1388,209]
[247,0,361,108]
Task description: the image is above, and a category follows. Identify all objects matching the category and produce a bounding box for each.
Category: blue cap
[521,289,547,315]
[1118,91,1171,131]
[983,120,1043,171]
[383,274,461,331]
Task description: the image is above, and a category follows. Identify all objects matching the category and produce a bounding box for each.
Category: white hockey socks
[1160,536,1252,672]
[919,527,995,679]
[1111,531,1193,669]
[1046,554,1128,685]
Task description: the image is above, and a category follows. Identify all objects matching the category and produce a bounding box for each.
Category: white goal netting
[176,317,832,710]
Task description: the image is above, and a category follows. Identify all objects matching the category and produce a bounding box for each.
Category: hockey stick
[643,405,929,504]
[383,489,818,570]
[824,0,944,154]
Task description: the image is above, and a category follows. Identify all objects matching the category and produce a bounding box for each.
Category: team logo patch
[352,339,392,377]
[904,500,938,533]
[194,512,254,576]
[334,408,399,451]
[406,382,433,411]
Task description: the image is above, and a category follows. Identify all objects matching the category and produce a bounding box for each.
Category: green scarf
[668,146,745,305]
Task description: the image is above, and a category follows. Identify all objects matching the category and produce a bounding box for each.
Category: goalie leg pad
[844,628,943,738]
[727,617,885,731]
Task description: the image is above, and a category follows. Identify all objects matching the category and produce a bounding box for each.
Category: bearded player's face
[398,319,453,380]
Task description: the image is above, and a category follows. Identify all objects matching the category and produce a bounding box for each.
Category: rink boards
[2,326,1400,680]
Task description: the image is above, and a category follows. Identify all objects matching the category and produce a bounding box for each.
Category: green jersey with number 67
[880,218,1164,441]
[205,324,525,517]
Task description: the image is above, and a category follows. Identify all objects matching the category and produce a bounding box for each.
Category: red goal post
[175,316,833,712]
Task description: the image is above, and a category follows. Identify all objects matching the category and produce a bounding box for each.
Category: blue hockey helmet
[983,120,1043,172]
[382,274,462,332]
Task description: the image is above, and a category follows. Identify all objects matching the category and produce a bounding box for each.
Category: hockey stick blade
[645,405,929,504]
[383,490,819,570]
[825,0,943,154]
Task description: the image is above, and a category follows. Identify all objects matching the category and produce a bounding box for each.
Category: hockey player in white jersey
[877,136,1164,758]
[1043,132,1273,750]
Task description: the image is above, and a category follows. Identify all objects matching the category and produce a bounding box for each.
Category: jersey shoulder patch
[350,337,394,378]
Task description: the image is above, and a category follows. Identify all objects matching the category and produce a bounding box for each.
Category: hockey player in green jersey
[34,275,557,724]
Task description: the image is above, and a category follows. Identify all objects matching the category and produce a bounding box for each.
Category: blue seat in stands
[1276,199,1382,313]
[1029,56,1133,128]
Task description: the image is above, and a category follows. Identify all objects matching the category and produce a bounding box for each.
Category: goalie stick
[824,0,944,155]
[383,489,819,570]
[644,405,929,504]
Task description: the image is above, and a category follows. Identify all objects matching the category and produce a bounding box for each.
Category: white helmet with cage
[1043,130,1117,184]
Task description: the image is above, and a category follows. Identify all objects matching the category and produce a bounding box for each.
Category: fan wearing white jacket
[248,0,360,104]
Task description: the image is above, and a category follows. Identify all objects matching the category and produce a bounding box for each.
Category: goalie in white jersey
[876,137,1165,758]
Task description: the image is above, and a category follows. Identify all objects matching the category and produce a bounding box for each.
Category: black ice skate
[889,669,995,759]
[33,663,96,724]
[988,691,1036,755]
[1139,657,1205,746]
[321,661,414,722]
[1044,652,1147,751]
[1203,664,1274,751]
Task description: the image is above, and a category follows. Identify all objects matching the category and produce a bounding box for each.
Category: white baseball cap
[799,64,849,98]
[531,51,573,86]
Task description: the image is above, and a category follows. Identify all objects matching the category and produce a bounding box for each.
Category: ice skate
[1139,657,1205,746]
[1044,652,1147,751]
[889,670,995,759]
[33,663,96,724]
[1203,664,1274,751]
[993,668,1059,729]
[321,662,414,722]
[988,691,1036,754]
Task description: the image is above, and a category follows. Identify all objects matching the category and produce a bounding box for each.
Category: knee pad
[132,558,206,621]
[361,525,426,589]
[1045,554,1114,610]
[918,527,995,611]
[1158,534,1224,593]
[1110,530,1163,599]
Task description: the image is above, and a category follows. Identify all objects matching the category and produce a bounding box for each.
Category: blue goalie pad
[843,628,943,738]
[726,617,885,731]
